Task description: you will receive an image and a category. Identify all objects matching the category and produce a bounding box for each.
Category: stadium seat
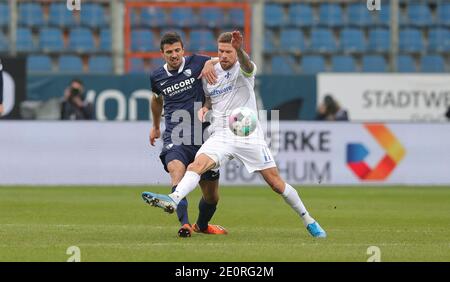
[189,30,216,52]
[374,5,390,26]
[18,3,44,26]
[129,58,145,73]
[397,55,416,72]
[436,3,450,26]
[169,8,198,28]
[279,29,306,52]
[399,28,423,52]
[39,28,65,52]
[228,8,244,28]
[264,30,277,53]
[99,29,112,51]
[89,56,113,73]
[16,27,36,52]
[48,3,76,27]
[271,56,297,74]
[0,3,10,27]
[69,28,95,52]
[28,55,52,72]
[368,28,390,52]
[362,55,387,72]
[318,3,343,27]
[404,3,433,27]
[264,4,285,27]
[331,55,356,72]
[309,28,337,53]
[131,30,158,52]
[200,8,225,28]
[340,28,366,53]
[420,55,445,72]
[59,55,84,73]
[80,4,109,28]
[151,58,165,69]
[347,3,373,27]
[288,4,314,27]
[428,28,450,52]
[301,55,326,73]
[0,31,9,51]
[139,7,166,28]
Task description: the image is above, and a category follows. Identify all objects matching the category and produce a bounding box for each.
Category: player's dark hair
[218,32,232,43]
[160,32,184,51]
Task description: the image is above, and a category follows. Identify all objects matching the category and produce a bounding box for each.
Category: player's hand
[0,104,3,116]
[231,30,243,50]
[150,127,161,146]
[197,107,209,123]
[198,61,218,85]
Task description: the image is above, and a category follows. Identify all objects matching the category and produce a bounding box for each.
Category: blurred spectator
[316,95,349,121]
[61,79,93,120]
[446,106,450,121]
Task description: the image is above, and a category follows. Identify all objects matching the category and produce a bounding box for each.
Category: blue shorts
[159,144,220,181]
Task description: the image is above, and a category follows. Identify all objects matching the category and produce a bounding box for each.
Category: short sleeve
[150,74,161,97]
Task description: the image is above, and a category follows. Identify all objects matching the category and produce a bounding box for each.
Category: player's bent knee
[187,161,207,175]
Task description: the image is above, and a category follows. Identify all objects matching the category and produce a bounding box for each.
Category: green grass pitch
[0,186,449,262]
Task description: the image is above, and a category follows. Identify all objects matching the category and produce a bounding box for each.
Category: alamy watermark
[67,0,81,11]
[367,246,381,262]
[367,0,381,11]
[66,246,81,262]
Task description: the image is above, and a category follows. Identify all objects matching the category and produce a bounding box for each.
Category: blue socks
[196,198,217,231]
[172,186,189,225]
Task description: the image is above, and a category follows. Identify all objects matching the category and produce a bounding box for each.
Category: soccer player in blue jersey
[0,59,4,115]
[145,32,227,237]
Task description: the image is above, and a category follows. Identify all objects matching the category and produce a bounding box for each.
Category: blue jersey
[150,54,209,145]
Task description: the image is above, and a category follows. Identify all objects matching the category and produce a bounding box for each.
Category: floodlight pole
[389,0,399,72]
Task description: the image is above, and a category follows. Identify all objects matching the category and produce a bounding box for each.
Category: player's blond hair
[217,32,232,43]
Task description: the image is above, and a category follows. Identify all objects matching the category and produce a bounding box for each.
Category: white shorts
[196,134,276,173]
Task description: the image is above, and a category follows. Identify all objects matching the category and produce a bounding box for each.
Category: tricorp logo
[347,124,405,181]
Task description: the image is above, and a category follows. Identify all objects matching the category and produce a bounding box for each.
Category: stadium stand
[1,0,448,74]
[0,2,10,27]
[397,55,417,72]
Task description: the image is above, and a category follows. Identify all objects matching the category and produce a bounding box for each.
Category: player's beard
[220,60,233,70]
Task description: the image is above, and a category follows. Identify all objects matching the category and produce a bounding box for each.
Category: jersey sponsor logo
[210,85,233,97]
[162,77,196,97]
[183,69,192,77]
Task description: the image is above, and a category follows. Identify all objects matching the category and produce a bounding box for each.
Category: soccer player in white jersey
[143,31,326,238]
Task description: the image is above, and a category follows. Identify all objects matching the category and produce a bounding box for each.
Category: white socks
[169,171,201,205]
[281,183,315,227]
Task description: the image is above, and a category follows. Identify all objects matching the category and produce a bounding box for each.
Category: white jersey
[202,61,264,140]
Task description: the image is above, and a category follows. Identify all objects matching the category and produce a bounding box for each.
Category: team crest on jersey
[183,69,192,77]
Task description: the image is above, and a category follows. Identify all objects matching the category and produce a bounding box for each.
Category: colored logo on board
[347,124,406,181]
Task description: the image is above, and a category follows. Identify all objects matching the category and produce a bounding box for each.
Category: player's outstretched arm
[150,94,163,146]
[198,58,219,85]
[231,31,254,75]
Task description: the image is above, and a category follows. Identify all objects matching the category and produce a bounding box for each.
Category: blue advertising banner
[27,74,318,120]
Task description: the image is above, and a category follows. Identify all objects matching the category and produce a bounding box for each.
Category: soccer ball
[228,107,257,137]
